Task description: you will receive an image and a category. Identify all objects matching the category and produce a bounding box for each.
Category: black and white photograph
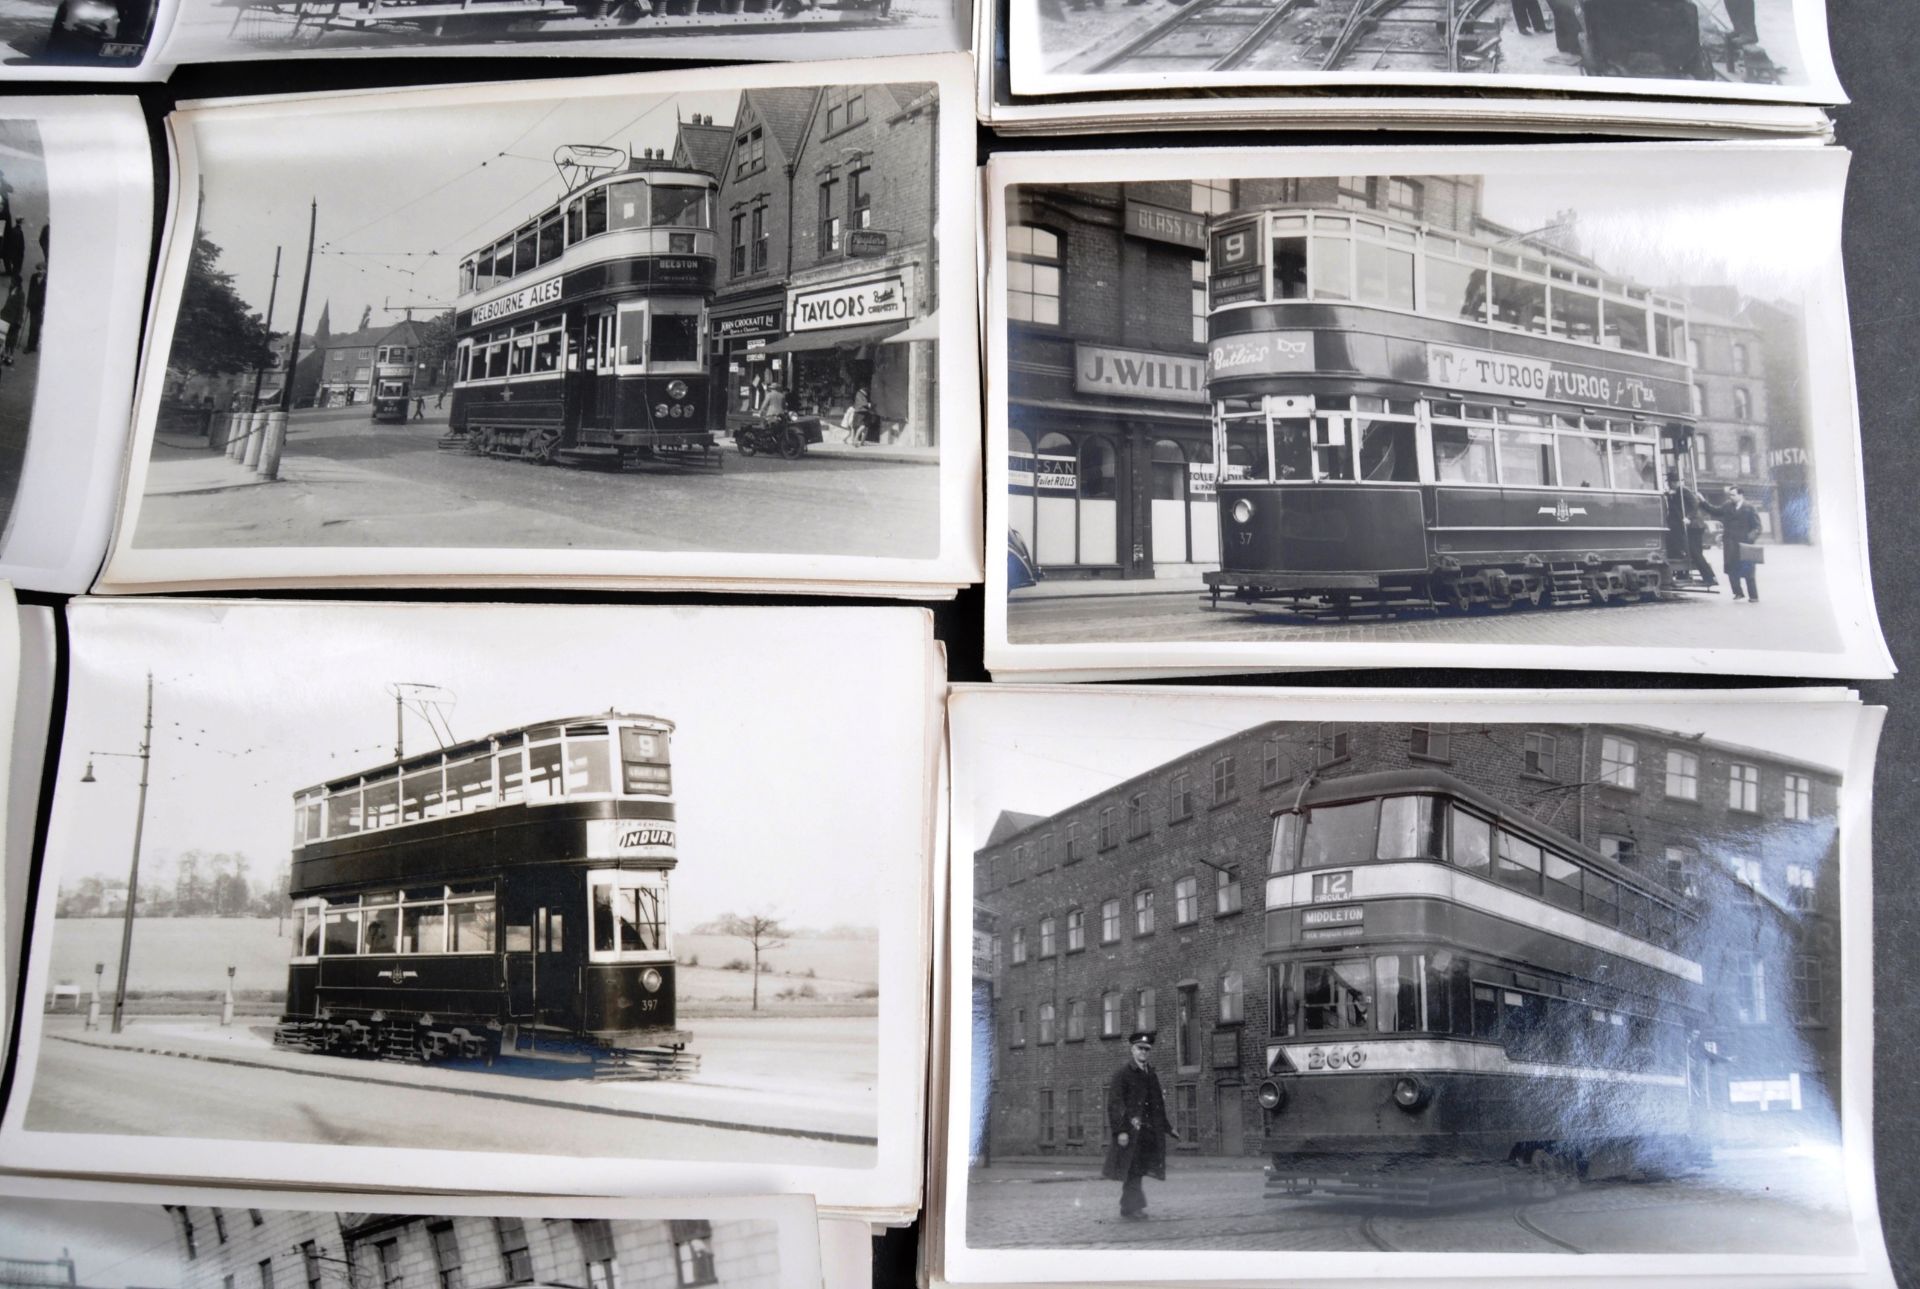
[983,144,1891,680]
[0,600,942,1220]
[0,0,164,74]
[0,1185,821,1289]
[0,98,151,593]
[101,56,979,597]
[1007,0,1842,104]
[939,685,1889,1283]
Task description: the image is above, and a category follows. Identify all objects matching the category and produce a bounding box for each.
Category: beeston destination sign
[1426,342,1685,414]
[791,275,910,332]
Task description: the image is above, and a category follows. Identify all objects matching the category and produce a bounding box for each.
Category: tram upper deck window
[514,221,538,277]
[526,726,564,802]
[444,752,492,814]
[1495,831,1543,894]
[498,735,527,804]
[608,179,650,233]
[538,211,563,265]
[621,726,672,795]
[1543,851,1583,912]
[460,259,476,295]
[651,184,710,230]
[1309,216,1351,301]
[1354,222,1416,311]
[1550,279,1600,342]
[1377,795,1443,861]
[364,773,399,830]
[585,186,608,239]
[1449,806,1492,878]
[1653,312,1686,360]
[563,724,612,795]
[1300,799,1376,869]
[1585,872,1620,926]
[565,197,584,246]
[1490,271,1547,334]
[401,758,442,823]
[1497,426,1557,487]
[1271,215,1307,299]
[1603,296,1649,353]
[1268,812,1299,874]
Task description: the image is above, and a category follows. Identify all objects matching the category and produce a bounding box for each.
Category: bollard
[225,414,244,460]
[86,962,103,1032]
[221,965,236,1027]
[258,411,289,480]
[243,410,268,467]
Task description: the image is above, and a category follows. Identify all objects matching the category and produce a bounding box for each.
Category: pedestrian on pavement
[412,395,426,421]
[0,281,23,367]
[24,265,46,353]
[850,387,876,446]
[1694,486,1763,602]
[435,388,446,410]
[0,218,23,287]
[1543,0,1582,60]
[1102,1032,1178,1220]
[1508,0,1547,36]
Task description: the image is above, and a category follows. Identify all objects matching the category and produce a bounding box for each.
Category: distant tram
[447,146,721,470]
[275,712,696,1078]
[1203,203,1714,616]
[1259,770,1707,1197]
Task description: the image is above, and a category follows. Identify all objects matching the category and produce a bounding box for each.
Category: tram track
[1353,1203,1590,1255]
[1086,0,1502,76]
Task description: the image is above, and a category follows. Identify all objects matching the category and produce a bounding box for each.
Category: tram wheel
[527,430,560,465]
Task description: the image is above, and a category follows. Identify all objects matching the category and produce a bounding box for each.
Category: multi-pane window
[1728,763,1760,812]
[1731,855,1763,898]
[729,213,746,276]
[1734,953,1767,1023]
[1067,819,1086,861]
[1219,971,1245,1023]
[817,179,841,255]
[1262,737,1284,786]
[1174,876,1198,925]
[1102,991,1123,1037]
[1791,955,1822,1024]
[750,206,768,272]
[1010,1007,1026,1046]
[1784,773,1812,820]
[1170,771,1193,821]
[1317,722,1350,766]
[1663,845,1699,899]
[1038,1002,1057,1044]
[1066,1088,1085,1143]
[1733,387,1752,419]
[430,1223,464,1289]
[1211,754,1237,805]
[1134,889,1155,935]
[1039,916,1057,958]
[734,125,765,178]
[1524,731,1557,779]
[1066,998,1086,1041]
[1176,985,1198,1067]
[1066,907,1085,951]
[1012,926,1027,964]
[1174,1084,1199,1141]
[1598,835,1636,866]
[1099,806,1119,850]
[1664,749,1699,800]
[575,1221,619,1289]
[824,87,868,134]
[1008,225,1062,326]
[375,1240,402,1289]
[1787,863,1816,911]
[301,1243,321,1289]
[259,1260,275,1289]
[495,1220,533,1284]
[1038,1089,1055,1145]
[1410,723,1450,760]
[1215,867,1243,915]
[1101,898,1121,943]
[1136,987,1157,1034]
[1127,792,1150,839]
[670,1221,717,1288]
[849,169,872,232]
[1600,736,1638,789]
[1190,179,1233,215]
[1191,260,1207,343]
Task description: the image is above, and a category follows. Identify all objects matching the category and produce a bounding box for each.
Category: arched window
[1078,437,1117,500]
[1008,225,1062,326]
[1732,387,1752,420]
[1151,439,1187,501]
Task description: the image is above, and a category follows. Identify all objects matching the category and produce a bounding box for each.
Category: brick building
[0,1255,80,1289]
[1684,287,1813,544]
[163,1206,781,1289]
[974,720,1841,1160]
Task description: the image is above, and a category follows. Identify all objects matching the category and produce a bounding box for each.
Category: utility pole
[248,247,283,414]
[110,673,154,1035]
[260,199,317,480]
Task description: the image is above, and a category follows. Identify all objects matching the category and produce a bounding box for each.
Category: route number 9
[1215,229,1252,269]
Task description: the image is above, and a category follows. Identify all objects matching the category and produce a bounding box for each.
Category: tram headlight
[1231,498,1255,525]
[1257,1080,1285,1112]
[641,968,663,993]
[666,380,689,401]
[1392,1076,1431,1112]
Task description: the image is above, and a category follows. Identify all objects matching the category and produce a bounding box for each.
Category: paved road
[965,1153,1858,1254]
[134,406,939,557]
[1009,543,1844,653]
[23,1026,874,1167]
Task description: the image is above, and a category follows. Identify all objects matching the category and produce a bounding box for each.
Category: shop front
[772,256,937,446]
[711,294,786,430]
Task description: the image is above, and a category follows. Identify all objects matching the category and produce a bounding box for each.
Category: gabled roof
[741,87,823,164]
[985,810,1048,847]
[319,324,388,353]
[675,118,732,178]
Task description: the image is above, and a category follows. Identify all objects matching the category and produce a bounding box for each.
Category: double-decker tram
[447,146,721,471]
[275,713,697,1079]
[1203,204,1711,617]
[1259,770,1706,1199]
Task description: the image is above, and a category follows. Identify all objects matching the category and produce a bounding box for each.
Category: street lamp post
[80,671,154,1036]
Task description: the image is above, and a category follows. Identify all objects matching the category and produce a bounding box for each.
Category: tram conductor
[1103,1032,1178,1220]
[1694,486,1764,602]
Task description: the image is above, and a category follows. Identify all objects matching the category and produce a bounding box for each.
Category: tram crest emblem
[1538,500,1589,523]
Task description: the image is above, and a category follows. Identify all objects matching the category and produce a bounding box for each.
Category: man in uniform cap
[1102,1031,1178,1219]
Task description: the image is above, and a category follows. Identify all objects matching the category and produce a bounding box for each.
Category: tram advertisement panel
[4,600,947,1220]
[985,144,1890,682]
[941,685,1891,1284]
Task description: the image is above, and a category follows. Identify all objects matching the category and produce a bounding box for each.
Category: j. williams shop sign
[790,275,911,331]
[1074,344,1206,403]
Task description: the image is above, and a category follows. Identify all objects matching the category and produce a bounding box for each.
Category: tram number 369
[1306,1046,1367,1070]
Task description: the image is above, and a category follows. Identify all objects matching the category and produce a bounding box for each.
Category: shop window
[1078,437,1117,500]
[1008,225,1062,326]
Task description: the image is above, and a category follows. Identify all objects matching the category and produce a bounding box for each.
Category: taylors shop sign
[790,276,910,332]
[470,276,563,326]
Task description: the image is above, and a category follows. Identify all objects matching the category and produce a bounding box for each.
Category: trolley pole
[109,673,154,1036]
[261,199,317,481]
[248,247,283,418]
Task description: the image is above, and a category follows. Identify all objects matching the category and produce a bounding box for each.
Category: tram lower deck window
[592,881,665,954]
[1433,423,1495,483]
[651,313,701,365]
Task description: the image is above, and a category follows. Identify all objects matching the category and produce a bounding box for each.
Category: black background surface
[4,2,1918,1284]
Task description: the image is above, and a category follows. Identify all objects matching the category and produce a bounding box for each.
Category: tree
[719,912,789,1011]
[413,310,457,389]
[171,232,273,377]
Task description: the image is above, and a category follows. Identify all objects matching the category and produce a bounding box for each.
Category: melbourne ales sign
[1074,343,1206,403]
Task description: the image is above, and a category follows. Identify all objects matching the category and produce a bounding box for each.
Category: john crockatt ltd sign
[1208,330,1315,381]
[791,275,911,332]
[471,276,563,326]
[715,308,783,341]
[1426,341,1677,413]
[1075,344,1206,404]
